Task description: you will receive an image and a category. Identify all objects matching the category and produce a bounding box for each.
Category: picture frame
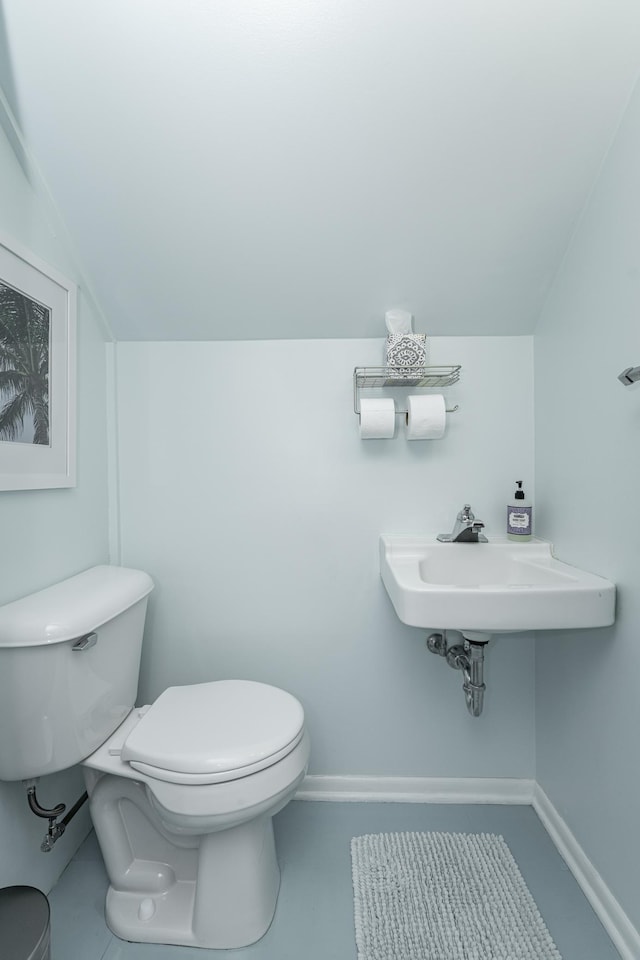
[0,232,76,490]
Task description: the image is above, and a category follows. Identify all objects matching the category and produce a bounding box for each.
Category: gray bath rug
[351,832,563,960]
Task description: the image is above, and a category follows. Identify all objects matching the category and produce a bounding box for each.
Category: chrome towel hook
[618,366,640,386]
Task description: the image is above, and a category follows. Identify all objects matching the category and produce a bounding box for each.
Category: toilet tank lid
[0,565,154,647]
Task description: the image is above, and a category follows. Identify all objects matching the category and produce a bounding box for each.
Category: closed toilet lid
[121,680,304,784]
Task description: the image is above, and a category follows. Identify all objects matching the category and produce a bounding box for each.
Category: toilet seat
[120,679,305,785]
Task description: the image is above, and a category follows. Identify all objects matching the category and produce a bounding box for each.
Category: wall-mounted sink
[380,536,615,634]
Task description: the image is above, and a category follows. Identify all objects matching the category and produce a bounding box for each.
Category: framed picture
[0,233,76,490]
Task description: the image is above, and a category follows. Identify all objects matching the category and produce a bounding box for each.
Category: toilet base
[84,727,310,949]
[105,815,281,949]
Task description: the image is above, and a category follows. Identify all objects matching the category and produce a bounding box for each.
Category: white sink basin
[380,536,615,633]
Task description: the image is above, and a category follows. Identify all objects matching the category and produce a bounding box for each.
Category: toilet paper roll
[406,394,446,440]
[359,397,396,439]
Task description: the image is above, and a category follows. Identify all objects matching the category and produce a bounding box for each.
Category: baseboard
[533,784,640,960]
[296,774,535,805]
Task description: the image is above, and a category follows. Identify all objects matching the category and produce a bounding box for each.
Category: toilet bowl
[83,679,310,948]
[0,566,309,950]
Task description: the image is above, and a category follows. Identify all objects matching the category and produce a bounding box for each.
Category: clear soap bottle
[507,481,532,541]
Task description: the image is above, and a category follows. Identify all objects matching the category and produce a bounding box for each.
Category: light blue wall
[4,1,640,343]
[0,125,111,890]
[115,335,536,778]
[535,81,640,931]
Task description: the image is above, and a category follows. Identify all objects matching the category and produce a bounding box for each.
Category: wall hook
[618,366,640,386]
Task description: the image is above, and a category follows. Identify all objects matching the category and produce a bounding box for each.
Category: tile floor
[48,800,620,960]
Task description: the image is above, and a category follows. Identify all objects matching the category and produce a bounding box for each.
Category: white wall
[115,335,535,778]
[535,81,640,931]
[0,124,110,890]
[3,1,640,342]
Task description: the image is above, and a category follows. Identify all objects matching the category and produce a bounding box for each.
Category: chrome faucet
[437,504,487,543]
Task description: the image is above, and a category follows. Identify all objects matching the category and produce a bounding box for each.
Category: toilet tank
[0,565,154,781]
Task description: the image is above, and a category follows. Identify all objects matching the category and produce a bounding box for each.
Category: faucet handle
[437,503,486,543]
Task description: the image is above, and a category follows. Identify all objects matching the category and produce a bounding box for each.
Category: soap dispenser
[507,481,532,541]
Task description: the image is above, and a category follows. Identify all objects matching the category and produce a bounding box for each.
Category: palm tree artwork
[0,281,50,445]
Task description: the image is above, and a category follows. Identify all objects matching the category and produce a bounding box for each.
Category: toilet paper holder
[353,366,461,415]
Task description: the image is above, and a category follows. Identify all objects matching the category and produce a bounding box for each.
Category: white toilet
[0,565,310,949]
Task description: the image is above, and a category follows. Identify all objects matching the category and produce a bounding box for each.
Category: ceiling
[1,0,640,341]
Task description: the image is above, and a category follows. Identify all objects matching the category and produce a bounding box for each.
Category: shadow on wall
[0,5,31,182]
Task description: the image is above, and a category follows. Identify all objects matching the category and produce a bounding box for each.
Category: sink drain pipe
[426,632,487,717]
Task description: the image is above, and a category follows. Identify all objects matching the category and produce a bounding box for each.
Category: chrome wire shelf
[353,365,461,414]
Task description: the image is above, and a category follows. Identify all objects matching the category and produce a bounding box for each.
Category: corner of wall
[106,342,121,565]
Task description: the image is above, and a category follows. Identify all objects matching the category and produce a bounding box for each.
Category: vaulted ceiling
[1,1,639,340]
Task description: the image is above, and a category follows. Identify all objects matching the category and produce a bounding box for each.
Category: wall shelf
[353,365,461,414]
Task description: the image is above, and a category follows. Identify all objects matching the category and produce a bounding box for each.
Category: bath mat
[351,832,563,960]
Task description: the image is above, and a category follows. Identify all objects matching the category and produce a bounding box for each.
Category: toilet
[0,566,310,949]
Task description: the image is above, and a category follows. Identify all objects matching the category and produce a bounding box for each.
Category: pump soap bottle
[507,481,532,541]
